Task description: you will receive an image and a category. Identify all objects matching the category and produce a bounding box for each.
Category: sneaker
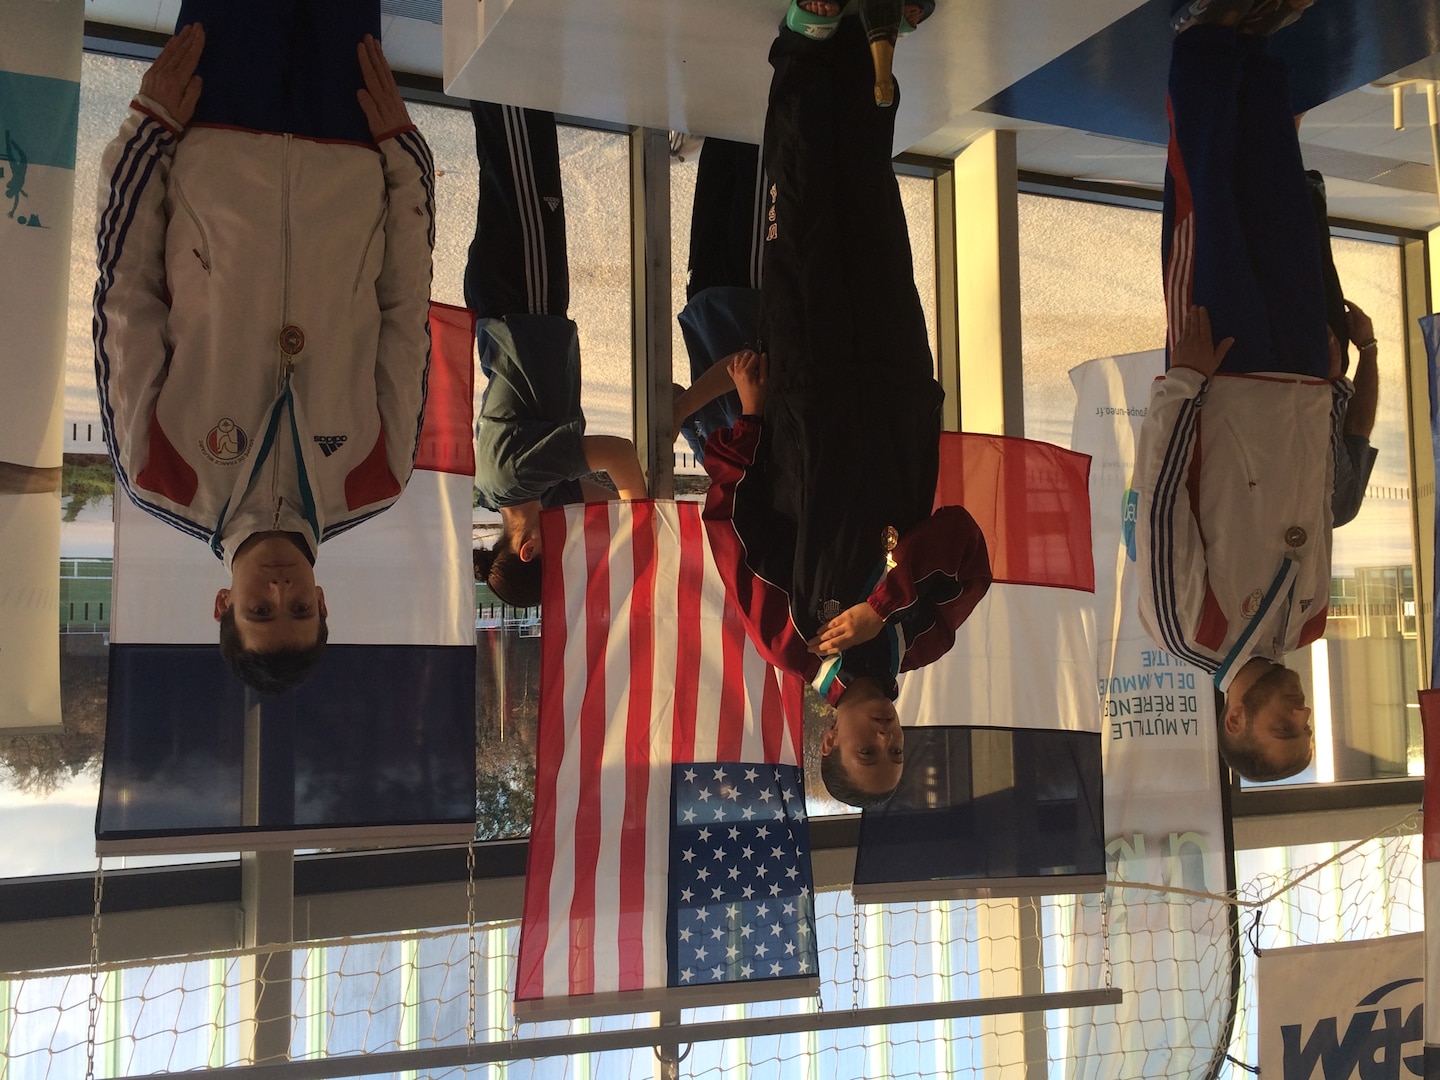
[1240,0,1315,35]
[1170,0,1255,33]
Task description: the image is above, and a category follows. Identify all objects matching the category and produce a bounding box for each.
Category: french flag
[860,432,1104,900]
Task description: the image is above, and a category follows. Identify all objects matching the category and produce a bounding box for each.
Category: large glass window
[1018,193,1166,448]
[1300,235,1419,783]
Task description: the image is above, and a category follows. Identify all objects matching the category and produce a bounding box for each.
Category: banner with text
[1259,934,1423,1080]
[0,0,82,731]
[1065,351,1233,1080]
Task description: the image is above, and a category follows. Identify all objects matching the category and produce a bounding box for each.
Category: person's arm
[1132,307,1238,671]
[875,506,993,671]
[1343,301,1378,439]
[1133,364,1217,671]
[701,416,815,681]
[93,27,203,488]
[581,435,647,499]
[358,37,436,492]
[672,352,737,433]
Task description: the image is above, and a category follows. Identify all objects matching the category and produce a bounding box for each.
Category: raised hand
[1171,305,1234,380]
[140,23,205,129]
[1344,299,1375,352]
[356,34,412,140]
[728,350,768,415]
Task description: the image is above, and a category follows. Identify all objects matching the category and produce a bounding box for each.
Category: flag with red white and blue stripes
[515,500,816,1019]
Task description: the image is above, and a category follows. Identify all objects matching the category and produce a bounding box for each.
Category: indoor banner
[0,0,82,731]
[1066,350,1233,1080]
[1258,934,1424,1080]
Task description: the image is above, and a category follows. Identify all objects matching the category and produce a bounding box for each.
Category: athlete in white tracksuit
[92,9,434,691]
[1135,20,1341,781]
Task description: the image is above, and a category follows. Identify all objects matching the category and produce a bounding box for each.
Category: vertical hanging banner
[0,0,82,731]
[1065,351,1233,1080]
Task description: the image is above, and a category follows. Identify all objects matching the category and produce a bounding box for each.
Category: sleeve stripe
[392,128,436,249]
[1147,395,1217,671]
[92,119,213,544]
[389,129,437,468]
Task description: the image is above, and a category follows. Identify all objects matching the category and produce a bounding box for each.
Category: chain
[1100,889,1113,988]
[85,859,105,1080]
[466,840,477,1043]
[850,905,862,1011]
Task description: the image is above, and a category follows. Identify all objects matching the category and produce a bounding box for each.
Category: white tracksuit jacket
[1134,367,1352,691]
[93,95,435,568]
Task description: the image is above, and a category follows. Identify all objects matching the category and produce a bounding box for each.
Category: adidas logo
[313,435,348,457]
[543,196,561,211]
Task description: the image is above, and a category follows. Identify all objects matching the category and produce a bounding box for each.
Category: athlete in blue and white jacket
[1136,11,1343,783]
[92,12,434,692]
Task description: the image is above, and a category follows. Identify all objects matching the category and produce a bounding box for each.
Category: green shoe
[785,0,842,39]
[1240,0,1315,35]
[897,0,934,36]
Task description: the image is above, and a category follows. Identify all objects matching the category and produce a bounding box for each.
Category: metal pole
[629,126,674,499]
[654,1008,682,1080]
[131,987,1122,1080]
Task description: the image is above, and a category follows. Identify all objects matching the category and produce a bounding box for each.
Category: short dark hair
[819,749,896,809]
[1218,665,1309,782]
[218,606,328,695]
[475,533,541,607]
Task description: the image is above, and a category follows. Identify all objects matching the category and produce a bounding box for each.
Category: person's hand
[1345,300,1375,352]
[357,34,412,140]
[1170,305,1233,380]
[728,350,768,415]
[807,602,884,657]
[140,23,204,129]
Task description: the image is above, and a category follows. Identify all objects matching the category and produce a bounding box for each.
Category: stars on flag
[667,761,817,988]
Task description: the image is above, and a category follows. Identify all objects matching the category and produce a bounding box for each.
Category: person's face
[903,3,926,27]
[1242,667,1315,775]
[215,535,326,652]
[823,691,905,797]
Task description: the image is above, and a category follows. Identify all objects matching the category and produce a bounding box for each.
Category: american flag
[515,500,816,1018]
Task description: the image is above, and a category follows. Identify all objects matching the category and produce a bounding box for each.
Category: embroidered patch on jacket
[200,418,249,465]
[313,435,349,458]
[1241,589,1264,619]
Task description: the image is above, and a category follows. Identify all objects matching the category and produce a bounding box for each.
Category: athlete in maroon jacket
[703,18,991,808]
[704,347,990,809]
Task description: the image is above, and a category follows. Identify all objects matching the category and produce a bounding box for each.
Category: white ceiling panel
[442,0,1151,149]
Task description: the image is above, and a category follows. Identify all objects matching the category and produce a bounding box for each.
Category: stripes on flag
[516,500,816,1019]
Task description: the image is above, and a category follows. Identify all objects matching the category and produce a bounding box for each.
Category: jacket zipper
[172,178,212,272]
[273,134,293,526]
